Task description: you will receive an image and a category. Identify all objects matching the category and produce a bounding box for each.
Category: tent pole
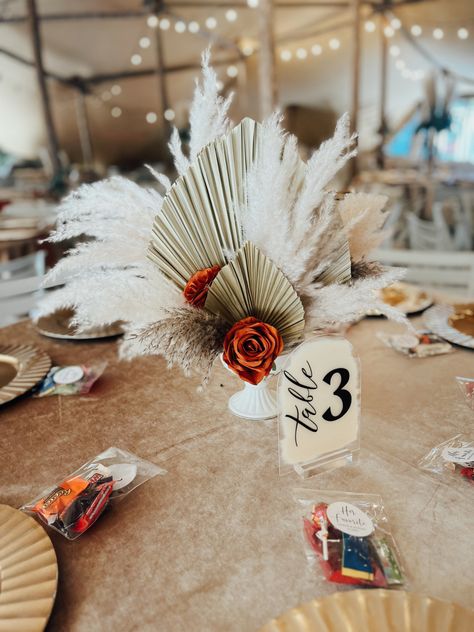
[377,13,388,169]
[257,0,277,119]
[350,0,361,179]
[74,91,94,167]
[26,0,62,179]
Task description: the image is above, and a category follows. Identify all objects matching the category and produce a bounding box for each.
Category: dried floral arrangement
[38,50,406,386]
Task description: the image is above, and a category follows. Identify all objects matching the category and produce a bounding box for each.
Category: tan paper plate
[448,304,474,338]
[0,345,51,406]
[36,308,123,340]
[259,589,474,632]
[424,304,474,350]
[0,504,58,631]
[379,282,433,315]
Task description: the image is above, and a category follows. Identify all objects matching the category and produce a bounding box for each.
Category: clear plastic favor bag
[419,434,474,484]
[377,331,452,358]
[455,377,474,411]
[21,447,166,539]
[294,489,405,588]
[33,362,107,397]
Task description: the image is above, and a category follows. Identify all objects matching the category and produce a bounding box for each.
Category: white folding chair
[373,248,474,298]
[0,251,46,326]
[407,211,455,251]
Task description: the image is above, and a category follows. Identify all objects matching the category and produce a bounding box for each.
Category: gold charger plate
[0,504,58,631]
[36,308,123,340]
[0,345,51,406]
[259,589,474,632]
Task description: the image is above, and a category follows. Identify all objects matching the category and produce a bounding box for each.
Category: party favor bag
[21,447,166,539]
[419,434,474,484]
[294,489,405,588]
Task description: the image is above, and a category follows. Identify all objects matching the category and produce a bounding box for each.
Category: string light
[139,37,151,49]
[329,38,340,50]
[311,44,322,56]
[101,90,111,101]
[384,25,394,38]
[241,42,255,56]
[411,25,422,37]
[226,65,238,78]
[188,21,200,33]
[111,107,122,118]
[216,80,224,91]
[175,21,186,33]
[389,45,400,57]
[395,59,405,70]
[164,109,175,121]
[131,54,142,66]
[111,84,122,96]
[247,0,259,6]
[433,28,444,40]
[147,15,159,28]
[205,17,217,29]
[225,9,237,22]
[458,28,469,39]
[146,112,158,124]
[280,49,292,61]
[160,18,170,30]
[296,47,307,59]
[364,20,375,33]
[390,18,401,30]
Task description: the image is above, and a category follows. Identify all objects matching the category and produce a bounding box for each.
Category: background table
[1,318,473,631]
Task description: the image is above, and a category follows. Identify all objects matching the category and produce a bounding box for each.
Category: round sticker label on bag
[53,365,84,385]
[327,502,374,537]
[109,463,138,490]
[442,446,474,466]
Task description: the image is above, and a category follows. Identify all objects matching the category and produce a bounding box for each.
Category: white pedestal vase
[221,354,285,421]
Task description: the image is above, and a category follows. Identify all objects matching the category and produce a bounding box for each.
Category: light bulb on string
[111,84,121,96]
[131,54,142,66]
[216,80,224,91]
[390,45,400,57]
[139,37,151,49]
[147,15,159,28]
[175,21,186,33]
[395,59,405,70]
[458,28,469,40]
[164,109,175,121]
[146,112,158,124]
[160,18,170,30]
[411,25,422,36]
[225,9,237,22]
[384,25,394,38]
[311,44,322,56]
[364,21,375,33]
[390,18,401,30]
[226,65,238,78]
[205,17,217,29]
[101,90,111,101]
[247,0,259,6]
[329,38,340,50]
[111,107,122,118]
[280,49,292,62]
[296,47,307,59]
[433,28,444,40]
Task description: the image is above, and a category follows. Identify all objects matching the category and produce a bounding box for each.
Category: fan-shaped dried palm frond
[148,118,262,288]
[338,192,389,263]
[205,241,305,346]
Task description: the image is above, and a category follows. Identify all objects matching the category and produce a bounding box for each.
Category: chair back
[0,251,46,326]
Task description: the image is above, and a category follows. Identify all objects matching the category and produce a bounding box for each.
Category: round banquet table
[1,318,473,631]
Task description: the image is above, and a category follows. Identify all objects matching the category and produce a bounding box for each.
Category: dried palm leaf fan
[205,241,305,346]
[149,118,261,289]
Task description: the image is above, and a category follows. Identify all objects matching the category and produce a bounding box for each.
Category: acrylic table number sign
[278,336,360,478]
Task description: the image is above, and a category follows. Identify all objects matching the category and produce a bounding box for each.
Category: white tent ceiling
[0,0,473,165]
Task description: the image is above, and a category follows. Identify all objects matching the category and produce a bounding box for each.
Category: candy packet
[294,489,405,588]
[21,447,166,539]
[419,434,474,484]
[377,331,452,358]
[33,362,107,397]
[455,376,474,411]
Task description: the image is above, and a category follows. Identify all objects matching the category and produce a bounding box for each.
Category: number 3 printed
[322,368,352,421]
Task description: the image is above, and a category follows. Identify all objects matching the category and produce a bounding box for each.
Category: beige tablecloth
[1,318,473,631]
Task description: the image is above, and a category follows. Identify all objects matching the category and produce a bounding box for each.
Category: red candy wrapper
[295,490,405,589]
[21,447,166,539]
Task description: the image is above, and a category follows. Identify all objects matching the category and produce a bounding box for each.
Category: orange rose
[223,316,284,385]
[183,265,221,308]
